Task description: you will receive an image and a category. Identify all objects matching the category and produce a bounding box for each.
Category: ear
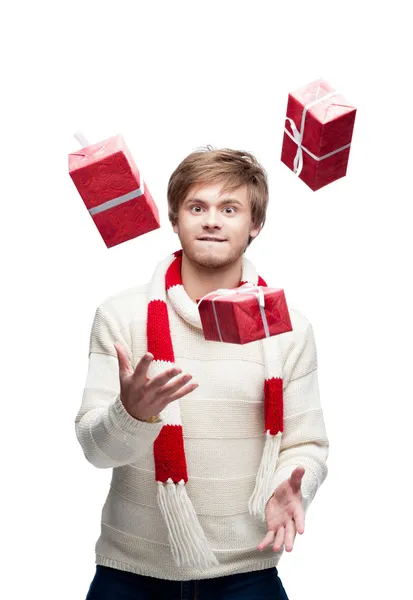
[172,222,179,234]
[249,223,261,240]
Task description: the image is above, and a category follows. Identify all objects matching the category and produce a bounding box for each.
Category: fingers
[132,352,154,383]
[146,366,183,391]
[258,516,301,554]
[114,342,133,376]
[257,530,275,551]
[272,525,285,552]
[157,373,195,399]
[162,380,199,404]
[146,369,198,404]
[284,519,297,552]
[293,504,305,535]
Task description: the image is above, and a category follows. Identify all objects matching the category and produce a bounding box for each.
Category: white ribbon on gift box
[197,282,270,342]
[284,90,352,177]
[87,181,145,216]
[74,131,91,148]
[73,131,145,216]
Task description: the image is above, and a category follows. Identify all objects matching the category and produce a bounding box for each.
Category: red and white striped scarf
[146,249,284,570]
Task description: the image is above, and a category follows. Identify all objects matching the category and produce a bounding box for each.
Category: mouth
[196,237,227,243]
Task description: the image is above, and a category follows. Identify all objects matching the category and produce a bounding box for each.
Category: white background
[2,1,412,598]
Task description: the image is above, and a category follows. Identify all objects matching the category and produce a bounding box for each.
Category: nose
[201,208,222,230]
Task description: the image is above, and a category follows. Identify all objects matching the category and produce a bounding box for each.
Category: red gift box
[197,284,293,345]
[281,79,357,191]
[69,134,160,248]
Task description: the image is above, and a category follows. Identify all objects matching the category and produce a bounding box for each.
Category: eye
[189,205,237,214]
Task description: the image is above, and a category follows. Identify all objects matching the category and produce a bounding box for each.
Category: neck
[181,251,243,303]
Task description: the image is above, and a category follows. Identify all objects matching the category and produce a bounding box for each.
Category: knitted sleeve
[267,321,329,512]
[74,305,163,469]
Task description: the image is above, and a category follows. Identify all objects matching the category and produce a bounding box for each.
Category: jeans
[85,564,289,599]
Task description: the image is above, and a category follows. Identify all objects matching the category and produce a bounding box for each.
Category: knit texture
[75,252,329,581]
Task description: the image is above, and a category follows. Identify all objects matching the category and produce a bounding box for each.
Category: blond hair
[167,146,269,246]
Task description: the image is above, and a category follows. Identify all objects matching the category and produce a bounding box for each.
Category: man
[76,147,329,599]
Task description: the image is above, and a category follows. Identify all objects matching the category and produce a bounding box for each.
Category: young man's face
[172,181,261,269]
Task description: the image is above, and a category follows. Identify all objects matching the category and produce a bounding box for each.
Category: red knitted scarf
[146,249,284,571]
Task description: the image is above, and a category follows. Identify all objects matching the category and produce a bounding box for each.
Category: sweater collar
[166,251,259,330]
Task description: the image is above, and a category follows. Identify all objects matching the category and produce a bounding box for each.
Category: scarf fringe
[248,432,282,521]
[157,478,220,569]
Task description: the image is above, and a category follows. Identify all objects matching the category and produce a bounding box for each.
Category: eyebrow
[184,197,244,207]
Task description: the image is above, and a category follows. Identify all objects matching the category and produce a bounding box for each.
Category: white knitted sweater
[75,278,329,581]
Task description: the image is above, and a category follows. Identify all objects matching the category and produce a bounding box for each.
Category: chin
[194,254,230,268]
[182,239,245,268]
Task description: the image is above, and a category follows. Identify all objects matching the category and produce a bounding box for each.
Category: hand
[114,343,198,421]
[257,466,306,553]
